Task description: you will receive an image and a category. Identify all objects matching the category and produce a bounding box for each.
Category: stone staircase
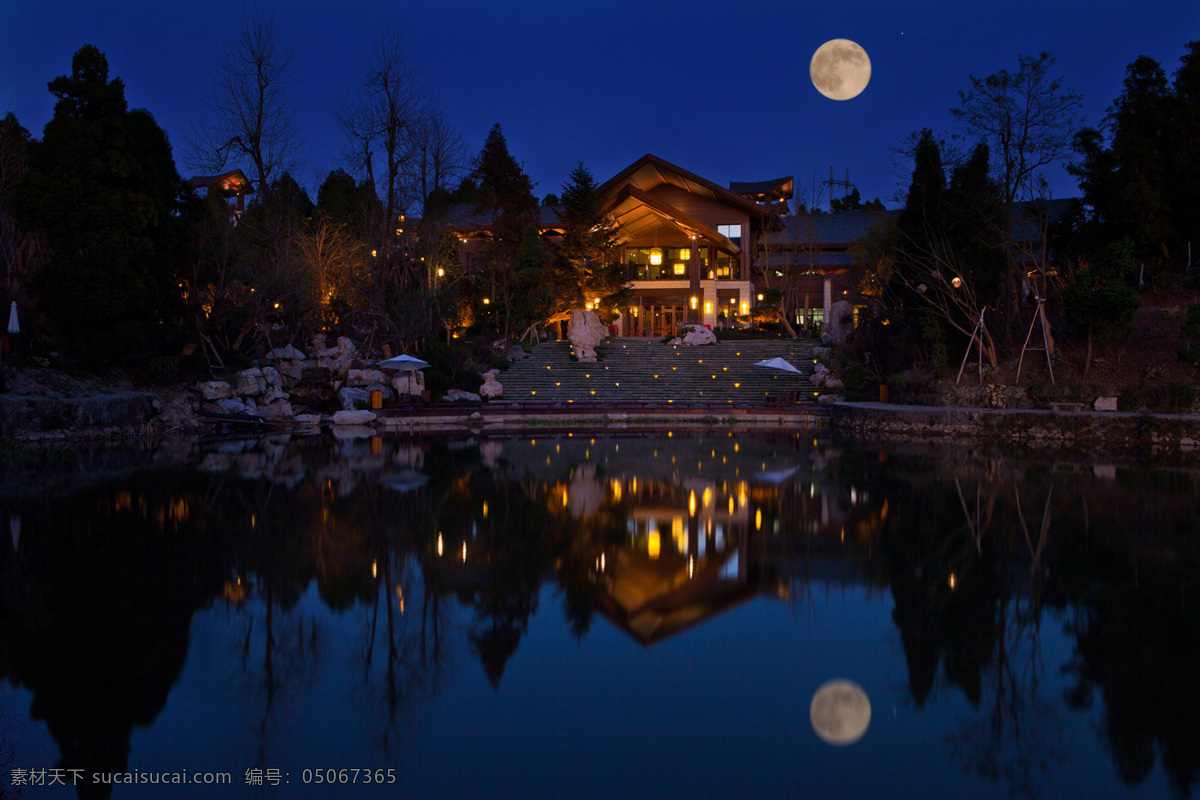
[497,338,820,404]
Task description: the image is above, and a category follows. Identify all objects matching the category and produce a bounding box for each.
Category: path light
[951,276,963,288]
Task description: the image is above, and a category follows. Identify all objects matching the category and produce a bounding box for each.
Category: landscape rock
[506,345,528,361]
[268,344,307,361]
[259,400,294,419]
[445,389,481,402]
[157,397,199,430]
[198,381,232,401]
[1094,396,1118,412]
[234,368,267,397]
[480,369,503,399]
[337,336,357,356]
[213,398,252,415]
[567,308,606,362]
[337,387,371,411]
[331,409,377,426]
[681,324,717,346]
[827,300,855,345]
[347,368,388,387]
[294,414,322,426]
[392,370,425,397]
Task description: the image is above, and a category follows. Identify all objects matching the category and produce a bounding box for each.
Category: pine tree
[15,45,191,362]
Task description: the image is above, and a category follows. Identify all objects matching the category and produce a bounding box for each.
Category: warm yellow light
[437,533,444,556]
[703,488,712,508]
[951,276,963,288]
[437,267,445,277]
[371,249,377,257]
[679,248,690,260]
[740,301,749,315]
[755,508,762,531]
[690,296,698,309]
[689,491,697,516]
[649,247,663,266]
[704,301,712,314]
[462,542,468,562]
[648,530,661,559]
[673,262,686,275]
[482,297,490,305]
[757,293,763,301]
[949,573,957,589]
[372,560,377,579]
[482,501,489,518]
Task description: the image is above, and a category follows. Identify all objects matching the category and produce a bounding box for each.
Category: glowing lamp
[690,296,698,309]
[951,276,963,288]
[649,247,663,266]
[679,248,691,260]
[704,301,712,314]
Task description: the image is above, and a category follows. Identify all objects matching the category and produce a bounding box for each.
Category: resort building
[446,154,891,336]
[187,169,255,224]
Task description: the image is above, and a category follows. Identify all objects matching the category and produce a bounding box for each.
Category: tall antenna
[824,168,853,210]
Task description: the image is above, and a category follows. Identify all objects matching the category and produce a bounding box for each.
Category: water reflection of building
[599,477,754,645]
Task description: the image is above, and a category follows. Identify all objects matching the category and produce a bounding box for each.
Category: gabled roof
[729,176,794,202]
[597,154,770,219]
[599,185,741,256]
[187,169,255,198]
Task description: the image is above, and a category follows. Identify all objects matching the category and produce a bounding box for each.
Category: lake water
[1,430,1197,799]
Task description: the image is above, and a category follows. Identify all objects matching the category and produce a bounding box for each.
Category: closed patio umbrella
[6,301,16,334]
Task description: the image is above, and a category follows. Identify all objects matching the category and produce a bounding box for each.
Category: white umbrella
[754,356,800,373]
[378,354,430,372]
[6,301,17,334]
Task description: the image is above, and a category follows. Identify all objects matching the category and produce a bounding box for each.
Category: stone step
[498,339,822,403]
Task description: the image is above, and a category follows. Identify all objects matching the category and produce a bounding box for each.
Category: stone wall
[829,403,1200,454]
[0,391,158,437]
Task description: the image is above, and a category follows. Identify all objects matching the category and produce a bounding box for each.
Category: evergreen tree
[557,162,631,318]
[15,45,192,362]
[1062,239,1141,374]
[467,124,538,341]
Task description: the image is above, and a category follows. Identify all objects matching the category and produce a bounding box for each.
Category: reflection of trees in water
[875,453,1200,798]
[0,471,233,799]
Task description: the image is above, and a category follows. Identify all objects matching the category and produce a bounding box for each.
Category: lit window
[673,263,686,275]
[717,224,742,246]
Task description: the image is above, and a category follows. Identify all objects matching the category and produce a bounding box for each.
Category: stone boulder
[392,370,425,397]
[197,381,232,401]
[157,397,200,431]
[294,414,322,426]
[331,409,377,426]
[1094,396,1118,412]
[445,389,481,402]
[567,309,606,362]
[827,300,855,345]
[234,368,267,397]
[337,386,371,411]
[269,344,306,362]
[213,397,256,415]
[347,368,388,387]
[506,345,529,361]
[259,400,294,419]
[480,369,503,399]
[681,324,717,346]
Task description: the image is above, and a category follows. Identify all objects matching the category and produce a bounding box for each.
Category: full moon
[810,39,871,101]
[810,679,871,745]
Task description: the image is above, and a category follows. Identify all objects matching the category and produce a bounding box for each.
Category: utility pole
[824,168,853,210]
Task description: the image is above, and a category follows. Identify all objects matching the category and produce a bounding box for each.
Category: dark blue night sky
[2,0,1197,207]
